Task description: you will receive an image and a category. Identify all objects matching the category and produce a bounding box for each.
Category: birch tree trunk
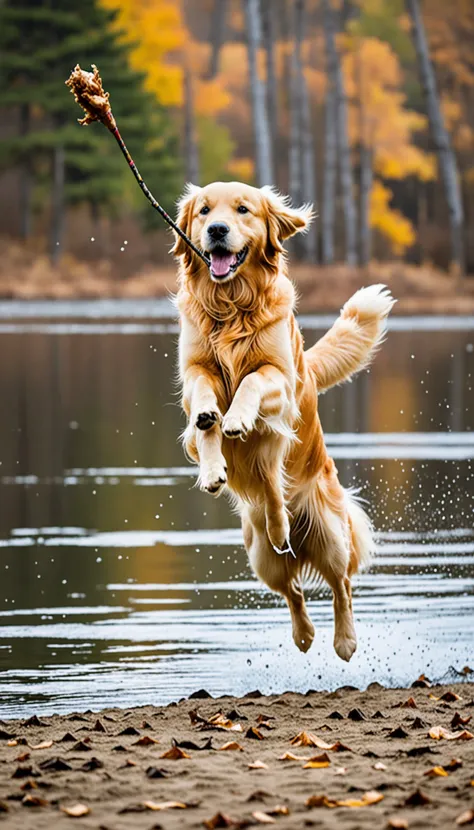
[244,0,273,187]
[405,0,465,278]
[208,0,228,79]
[322,83,337,264]
[322,0,358,266]
[50,142,65,265]
[184,66,200,184]
[19,103,33,240]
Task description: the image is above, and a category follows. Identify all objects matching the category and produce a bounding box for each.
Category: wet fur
[174,181,394,660]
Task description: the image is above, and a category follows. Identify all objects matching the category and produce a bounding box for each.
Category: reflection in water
[0,307,472,716]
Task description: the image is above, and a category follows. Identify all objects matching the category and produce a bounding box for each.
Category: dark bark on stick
[244,0,273,186]
[406,0,464,278]
[322,0,358,266]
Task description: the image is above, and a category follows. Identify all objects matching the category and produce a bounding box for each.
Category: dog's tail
[305,284,395,393]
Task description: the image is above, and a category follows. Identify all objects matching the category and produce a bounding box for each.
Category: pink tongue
[210,251,237,277]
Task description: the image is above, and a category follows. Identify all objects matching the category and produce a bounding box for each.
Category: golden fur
[173,181,394,660]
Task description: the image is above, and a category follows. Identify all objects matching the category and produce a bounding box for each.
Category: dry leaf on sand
[429,726,473,741]
[386,819,409,829]
[404,790,430,807]
[218,741,244,751]
[30,741,54,751]
[132,735,159,746]
[22,794,49,807]
[246,727,264,740]
[306,790,383,808]
[291,732,350,751]
[374,761,387,771]
[248,760,268,769]
[143,801,187,811]
[424,766,448,777]
[278,752,306,761]
[61,804,90,817]
[303,752,331,769]
[252,812,276,824]
[457,810,474,826]
[159,746,191,760]
[203,813,236,829]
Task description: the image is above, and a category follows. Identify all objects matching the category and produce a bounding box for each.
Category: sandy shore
[1,681,473,829]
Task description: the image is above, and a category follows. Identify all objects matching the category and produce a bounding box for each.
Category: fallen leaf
[306,790,383,808]
[15,752,30,762]
[61,803,90,817]
[386,819,409,829]
[81,757,103,771]
[266,806,289,816]
[20,779,37,791]
[218,741,244,751]
[23,715,47,728]
[140,720,152,729]
[251,811,275,824]
[93,720,106,732]
[69,741,91,752]
[248,760,268,769]
[443,758,463,772]
[328,711,344,719]
[192,711,243,733]
[372,710,388,719]
[424,766,448,777]
[334,767,347,775]
[30,741,53,751]
[12,765,40,779]
[60,733,76,742]
[303,752,331,769]
[457,810,474,825]
[451,712,472,729]
[145,766,169,778]
[374,761,387,771]
[278,752,306,761]
[0,730,15,740]
[246,727,264,740]
[404,790,430,807]
[22,794,49,807]
[7,740,18,747]
[410,717,429,729]
[173,737,213,751]
[411,674,431,689]
[39,757,72,771]
[143,801,187,811]
[429,726,473,741]
[118,726,140,736]
[291,731,323,748]
[203,813,236,829]
[132,735,159,746]
[246,790,274,802]
[388,727,409,739]
[440,691,461,702]
[393,697,417,709]
[189,688,213,699]
[348,708,366,721]
[159,746,191,760]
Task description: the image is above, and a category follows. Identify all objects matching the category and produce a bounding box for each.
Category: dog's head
[172,181,314,282]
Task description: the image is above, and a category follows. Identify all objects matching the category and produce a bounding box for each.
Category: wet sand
[1,680,473,829]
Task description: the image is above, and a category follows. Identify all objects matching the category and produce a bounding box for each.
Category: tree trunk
[406,0,464,279]
[293,0,317,262]
[19,104,33,240]
[359,145,373,267]
[50,143,65,265]
[243,0,273,187]
[322,83,337,264]
[261,1,279,185]
[208,0,228,79]
[322,0,358,266]
[288,0,303,208]
[184,66,200,184]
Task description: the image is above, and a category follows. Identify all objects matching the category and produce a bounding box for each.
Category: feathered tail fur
[305,284,395,392]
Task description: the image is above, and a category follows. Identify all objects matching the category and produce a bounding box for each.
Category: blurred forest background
[1,0,474,309]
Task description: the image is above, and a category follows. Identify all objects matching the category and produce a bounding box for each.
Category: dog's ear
[171,183,202,259]
[261,186,314,254]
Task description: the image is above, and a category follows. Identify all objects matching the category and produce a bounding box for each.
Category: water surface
[0,302,472,716]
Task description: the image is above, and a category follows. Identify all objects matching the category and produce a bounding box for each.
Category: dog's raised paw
[334,636,357,662]
[199,463,227,496]
[222,412,253,439]
[196,410,219,431]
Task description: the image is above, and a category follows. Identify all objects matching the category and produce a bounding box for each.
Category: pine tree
[0,0,182,261]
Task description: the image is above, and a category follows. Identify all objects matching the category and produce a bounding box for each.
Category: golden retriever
[173,181,394,661]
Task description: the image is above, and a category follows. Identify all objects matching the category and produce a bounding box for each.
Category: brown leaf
[393,697,417,709]
[30,741,53,751]
[266,806,289,816]
[451,712,471,729]
[132,735,159,746]
[440,691,461,702]
[386,820,409,829]
[7,740,18,747]
[12,765,39,779]
[246,727,264,740]
[411,674,431,688]
[248,760,268,769]
[443,757,463,772]
[404,790,430,807]
[143,801,187,811]
[303,752,331,769]
[23,715,47,728]
[20,779,38,791]
[22,794,49,807]
[118,726,140,736]
[203,813,236,829]
[388,727,409,739]
[251,811,275,824]
[70,741,91,752]
[119,759,138,769]
[93,719,106,732]
[159,746,191,760]
[218,741,244,751]
[334,766,347,775]
[348,708,366,721]
[457,810,474,826]
[173,737,213,751]
[145,766,169,778]
[39,757,72,771]
[424,766,448,777]
[373,761,387,771]
[306,790,383,808]
[15,752,30,763]
[290,731,322,747]
[278,752,306,761]
[60,733,76,742]
[61,803,90,817]
[429,726,473,741]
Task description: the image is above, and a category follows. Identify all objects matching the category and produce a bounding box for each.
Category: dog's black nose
[207,222,230,241]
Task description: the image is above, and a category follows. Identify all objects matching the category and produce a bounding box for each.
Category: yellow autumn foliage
[370,180,416,254]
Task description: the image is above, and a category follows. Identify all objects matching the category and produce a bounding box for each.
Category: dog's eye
[200,205,210,215]
[237,205,249,214]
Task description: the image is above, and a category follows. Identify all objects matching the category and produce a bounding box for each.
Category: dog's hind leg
[243,506,314,652]
[315,531,357,662]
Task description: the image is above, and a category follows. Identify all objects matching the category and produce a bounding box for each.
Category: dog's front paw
[195,410,220,431]
[334,635,357,662]
[222,411,254,439]
[199,462,227,496]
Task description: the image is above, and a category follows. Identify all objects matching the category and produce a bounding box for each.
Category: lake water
[0,300,473,717]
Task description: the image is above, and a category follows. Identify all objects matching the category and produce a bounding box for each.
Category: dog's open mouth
[208,247,248,280]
